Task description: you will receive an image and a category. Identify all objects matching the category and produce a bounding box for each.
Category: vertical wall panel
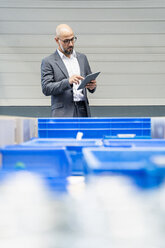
[0,0,165,106]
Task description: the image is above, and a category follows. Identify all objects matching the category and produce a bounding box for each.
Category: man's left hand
[86,80,96,90]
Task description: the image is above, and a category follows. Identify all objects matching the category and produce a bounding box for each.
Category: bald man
[41,24,96,117]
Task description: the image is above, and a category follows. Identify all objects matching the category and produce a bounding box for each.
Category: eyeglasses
[59,36,77,45]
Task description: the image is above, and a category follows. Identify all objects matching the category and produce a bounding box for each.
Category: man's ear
[54,37,59,44]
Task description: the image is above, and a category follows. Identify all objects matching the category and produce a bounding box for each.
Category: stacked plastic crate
[1,118,165,247]
[1,117,165,190]
[38,117,151,139]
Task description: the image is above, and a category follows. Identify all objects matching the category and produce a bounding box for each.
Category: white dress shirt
[57,49,85,101]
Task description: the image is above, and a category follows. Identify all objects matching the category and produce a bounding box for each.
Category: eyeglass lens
[63,37,77,44]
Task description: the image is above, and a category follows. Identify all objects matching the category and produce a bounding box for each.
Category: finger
[77,76,84,80]
[73,77,79,82]
[73,79,79,84]
[86,85,94,88]
[87,83,96,86]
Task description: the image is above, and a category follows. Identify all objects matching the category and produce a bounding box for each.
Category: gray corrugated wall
[0,0,165,111]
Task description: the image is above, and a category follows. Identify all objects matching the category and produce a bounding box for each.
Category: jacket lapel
[54,50,69,77]
[76,52,84,77]
[76,52,87,95]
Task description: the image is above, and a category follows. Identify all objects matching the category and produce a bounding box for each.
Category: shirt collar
[57,49,76,59]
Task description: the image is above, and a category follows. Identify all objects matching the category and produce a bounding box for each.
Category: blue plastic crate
[104,139,165,148]
[38,122,151,129]
[38,117,151,139]
[103,135,151,139]
[82,147,165,188]
[82,147,165,174]
[38,117,151,123]
[20,138,103,175]
[38,128,109,138]
[21,138,102,147]
[38,128,151,139]
[0,146,71,178]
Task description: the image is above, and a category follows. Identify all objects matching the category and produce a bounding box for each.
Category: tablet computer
[77,71,100,90]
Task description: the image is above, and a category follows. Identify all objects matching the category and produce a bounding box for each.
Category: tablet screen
[77,71,100,90]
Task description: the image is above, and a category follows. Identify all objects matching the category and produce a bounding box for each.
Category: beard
[59,40,74,55]
[63,46,73,55]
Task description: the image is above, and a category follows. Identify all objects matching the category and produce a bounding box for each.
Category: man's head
[55,24,77,56]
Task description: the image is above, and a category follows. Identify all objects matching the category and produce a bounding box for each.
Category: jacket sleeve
[41,59,71,96]
[84,55,96,94]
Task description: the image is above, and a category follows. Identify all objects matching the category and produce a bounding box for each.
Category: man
[41,24,96,117]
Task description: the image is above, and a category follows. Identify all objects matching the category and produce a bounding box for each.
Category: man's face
[57,32,76,55]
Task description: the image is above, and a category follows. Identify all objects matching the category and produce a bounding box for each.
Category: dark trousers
[73,101,88,117]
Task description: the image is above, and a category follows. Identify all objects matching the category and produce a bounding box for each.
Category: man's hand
[86,80,96,90]
[69,75,84,85]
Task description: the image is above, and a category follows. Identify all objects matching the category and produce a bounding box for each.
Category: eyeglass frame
[58,36,77,45]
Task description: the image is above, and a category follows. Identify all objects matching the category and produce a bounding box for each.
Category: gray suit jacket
[41,50,95,117]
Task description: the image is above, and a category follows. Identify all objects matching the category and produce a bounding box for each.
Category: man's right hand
[69,75,84,85]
